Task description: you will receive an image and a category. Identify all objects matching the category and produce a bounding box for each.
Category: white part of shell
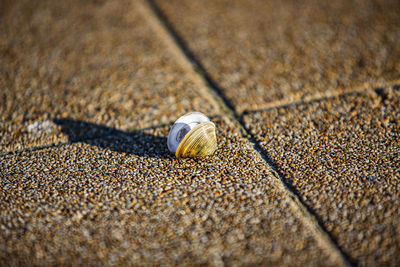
[167,112,210,154]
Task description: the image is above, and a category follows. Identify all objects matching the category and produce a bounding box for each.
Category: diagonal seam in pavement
[241,85,400,116]
[138,0,364,266]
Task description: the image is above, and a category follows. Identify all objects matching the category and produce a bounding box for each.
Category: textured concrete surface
[1,117,341,266]
[1,0,399,266]
[154,0,400,113]
[243,88,400,265]
[0,0,218,153]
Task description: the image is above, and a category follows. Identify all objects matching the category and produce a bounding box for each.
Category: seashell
[167,112,217,158]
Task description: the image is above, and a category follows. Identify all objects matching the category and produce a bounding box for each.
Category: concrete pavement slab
[0,117,343,266]
[242,88,400,265]
[0,0,219,153]
[153,0,400,113]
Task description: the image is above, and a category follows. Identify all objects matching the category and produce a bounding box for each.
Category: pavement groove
[241,84,400,117]
[152,0,400,114]
[142,0,352,265]
[0,0,221,153]
[1,0,398,265]
[242,89,400,265]
[1,116,342,266]
[148,0,400,264]
[0,143,69,158]
[133,0,224,119]
[142,0,238,119]
[239,81,400,116]
[1,0,349,265]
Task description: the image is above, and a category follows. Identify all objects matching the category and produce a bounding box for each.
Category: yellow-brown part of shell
[175,121,217,158]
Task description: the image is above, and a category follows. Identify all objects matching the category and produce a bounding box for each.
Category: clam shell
[175,121,217,158]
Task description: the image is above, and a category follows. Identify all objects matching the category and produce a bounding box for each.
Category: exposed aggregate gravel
[2,0,399,265]
[154,0,400,113]
[0,0,218,153]
[243,88,400,265]
[0,117,339,266]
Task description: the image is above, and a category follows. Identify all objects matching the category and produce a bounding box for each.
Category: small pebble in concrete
[27,120,56,135]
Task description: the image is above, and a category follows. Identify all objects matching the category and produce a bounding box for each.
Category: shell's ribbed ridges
[176,122,217,158]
